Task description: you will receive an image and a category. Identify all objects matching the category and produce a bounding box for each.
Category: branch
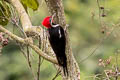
[9,0,58,63]
[10,0,32,32]
[0,25,58,64]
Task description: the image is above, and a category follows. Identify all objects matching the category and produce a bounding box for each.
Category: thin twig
[18,43,37,80]
[8,4,27,38]
[9,6,36,79]
[37,55,41,80]
[52,70,61,80]
[115,51,119,80]
[10,0,32,31]
[79,22,120,63]
[37,36,42,80]
[27,46,37,80]
[27,46,31,68]
[19,44,27,58]
[104,70,110,80]
[96,0,101,22]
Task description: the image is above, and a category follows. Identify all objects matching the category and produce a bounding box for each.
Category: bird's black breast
[48,26,66,56]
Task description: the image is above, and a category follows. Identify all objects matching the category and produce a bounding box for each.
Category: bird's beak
[50,13,56,25]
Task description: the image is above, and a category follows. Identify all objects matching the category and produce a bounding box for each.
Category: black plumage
[48,26,68,75]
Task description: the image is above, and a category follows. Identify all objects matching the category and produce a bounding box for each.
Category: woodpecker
[42,16,68,75]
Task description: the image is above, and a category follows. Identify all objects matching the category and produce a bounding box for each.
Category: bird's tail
[63,62,68,76]
[57,57,68,76]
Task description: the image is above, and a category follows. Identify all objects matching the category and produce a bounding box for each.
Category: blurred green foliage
[1,0,120,80]
[0,1,11,26]
[21,0,39,11]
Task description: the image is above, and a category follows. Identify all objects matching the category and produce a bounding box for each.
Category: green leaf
[21,0,39,11]
[0,1,11,26]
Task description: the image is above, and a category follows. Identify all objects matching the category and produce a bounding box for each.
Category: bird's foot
[64,24,69,31]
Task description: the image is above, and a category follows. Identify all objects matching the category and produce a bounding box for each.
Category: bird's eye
[49,18,52,23]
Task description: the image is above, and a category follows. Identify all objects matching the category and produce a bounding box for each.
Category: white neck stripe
[52,24,59,27]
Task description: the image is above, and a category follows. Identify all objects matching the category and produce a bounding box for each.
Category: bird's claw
[64,24,69,31]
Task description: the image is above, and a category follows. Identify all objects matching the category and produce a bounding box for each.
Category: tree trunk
[45,0,80,80]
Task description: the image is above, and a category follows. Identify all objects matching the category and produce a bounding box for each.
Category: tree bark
[45,0,80,80]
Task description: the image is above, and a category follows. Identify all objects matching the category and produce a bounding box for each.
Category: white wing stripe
[59,29,62,38]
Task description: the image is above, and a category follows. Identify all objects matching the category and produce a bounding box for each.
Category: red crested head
[42,16,51,28]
